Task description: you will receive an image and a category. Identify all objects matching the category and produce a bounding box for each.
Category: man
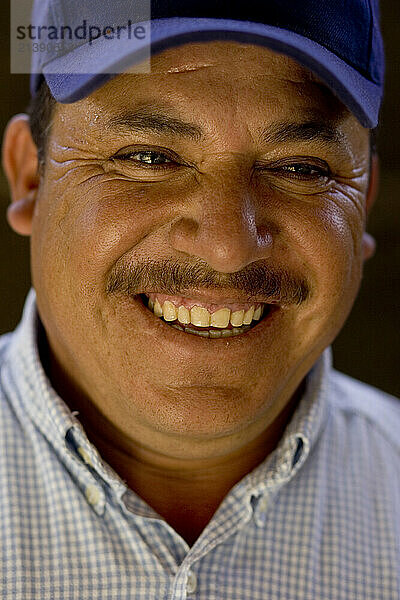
[1,1,399,598]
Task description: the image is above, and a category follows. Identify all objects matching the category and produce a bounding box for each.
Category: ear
[2,113,40,236]
[361,152,379,261]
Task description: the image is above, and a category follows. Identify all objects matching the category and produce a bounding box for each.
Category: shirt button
[77,446,94,468]
[85,484,101,506]
[258,496,268,512]
[186,571,197,595]
[256,496,269,526]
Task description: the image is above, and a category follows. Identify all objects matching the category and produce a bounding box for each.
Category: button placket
[65,428,106,516]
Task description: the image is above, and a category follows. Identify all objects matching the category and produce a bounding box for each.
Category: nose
[169,174,275,273]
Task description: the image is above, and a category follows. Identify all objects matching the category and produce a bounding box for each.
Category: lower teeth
[167,322,252,338]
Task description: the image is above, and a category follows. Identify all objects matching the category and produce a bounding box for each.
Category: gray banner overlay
[11,0,151,74]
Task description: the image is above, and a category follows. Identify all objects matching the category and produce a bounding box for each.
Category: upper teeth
[147,297,264,328]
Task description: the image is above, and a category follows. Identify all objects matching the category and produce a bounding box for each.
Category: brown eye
[279,163,329,178]
[255,157,332,195]
[116,150,173,166]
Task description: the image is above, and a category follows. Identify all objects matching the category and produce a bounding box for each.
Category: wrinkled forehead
[145,40,319,79]
[48,39,367,157]
[56,41,349,121]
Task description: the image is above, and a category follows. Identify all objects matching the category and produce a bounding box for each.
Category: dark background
[0,3,399,397]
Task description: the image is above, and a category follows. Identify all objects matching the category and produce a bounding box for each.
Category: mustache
[106,260,310,306]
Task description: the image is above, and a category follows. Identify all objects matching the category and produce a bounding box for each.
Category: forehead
[146,40,316,79]
[55,41,348,127]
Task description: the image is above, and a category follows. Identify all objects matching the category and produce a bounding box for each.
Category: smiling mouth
[138,293,277,338]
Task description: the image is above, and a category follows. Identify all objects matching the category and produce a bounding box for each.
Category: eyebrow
[106,105,203,142]
[259,119,345,146]
[105,104,345,147]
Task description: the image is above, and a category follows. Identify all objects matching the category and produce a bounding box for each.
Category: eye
[273,161,330,180]
[255,156,332,194]
[113,149,175,168]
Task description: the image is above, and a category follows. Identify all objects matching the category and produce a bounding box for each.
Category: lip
[139,289,282,307]
[142,291,276,313]
[127,293,283,348]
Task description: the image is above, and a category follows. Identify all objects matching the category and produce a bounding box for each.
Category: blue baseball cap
[29,0,385,128]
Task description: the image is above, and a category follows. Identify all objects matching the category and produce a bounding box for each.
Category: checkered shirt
[1,288,399,599]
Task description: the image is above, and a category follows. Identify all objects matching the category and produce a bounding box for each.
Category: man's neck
[38,319,305,545]
[78,382,304,546]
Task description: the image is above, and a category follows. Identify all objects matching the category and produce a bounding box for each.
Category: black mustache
[106,260,310,306]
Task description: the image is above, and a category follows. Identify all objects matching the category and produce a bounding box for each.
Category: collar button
[186,570,197,595]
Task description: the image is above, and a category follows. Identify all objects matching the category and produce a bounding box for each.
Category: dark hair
[26,79,57,175]
[27,79,378,176]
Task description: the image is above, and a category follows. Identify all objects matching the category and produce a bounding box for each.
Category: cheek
[30,182,160,368]
[34,182,164,296]
[289,195,365,335]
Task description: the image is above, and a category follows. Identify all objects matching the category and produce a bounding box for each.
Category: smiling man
[1,1,399,599]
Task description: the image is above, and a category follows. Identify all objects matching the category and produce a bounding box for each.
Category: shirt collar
[3,288,131,499]
[244,341,332,498]
[4,288,83,441]
[3,287,332,505]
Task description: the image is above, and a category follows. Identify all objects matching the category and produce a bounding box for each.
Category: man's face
[29,42,370,458]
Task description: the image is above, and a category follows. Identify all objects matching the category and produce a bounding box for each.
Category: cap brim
[34,17,381,128]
